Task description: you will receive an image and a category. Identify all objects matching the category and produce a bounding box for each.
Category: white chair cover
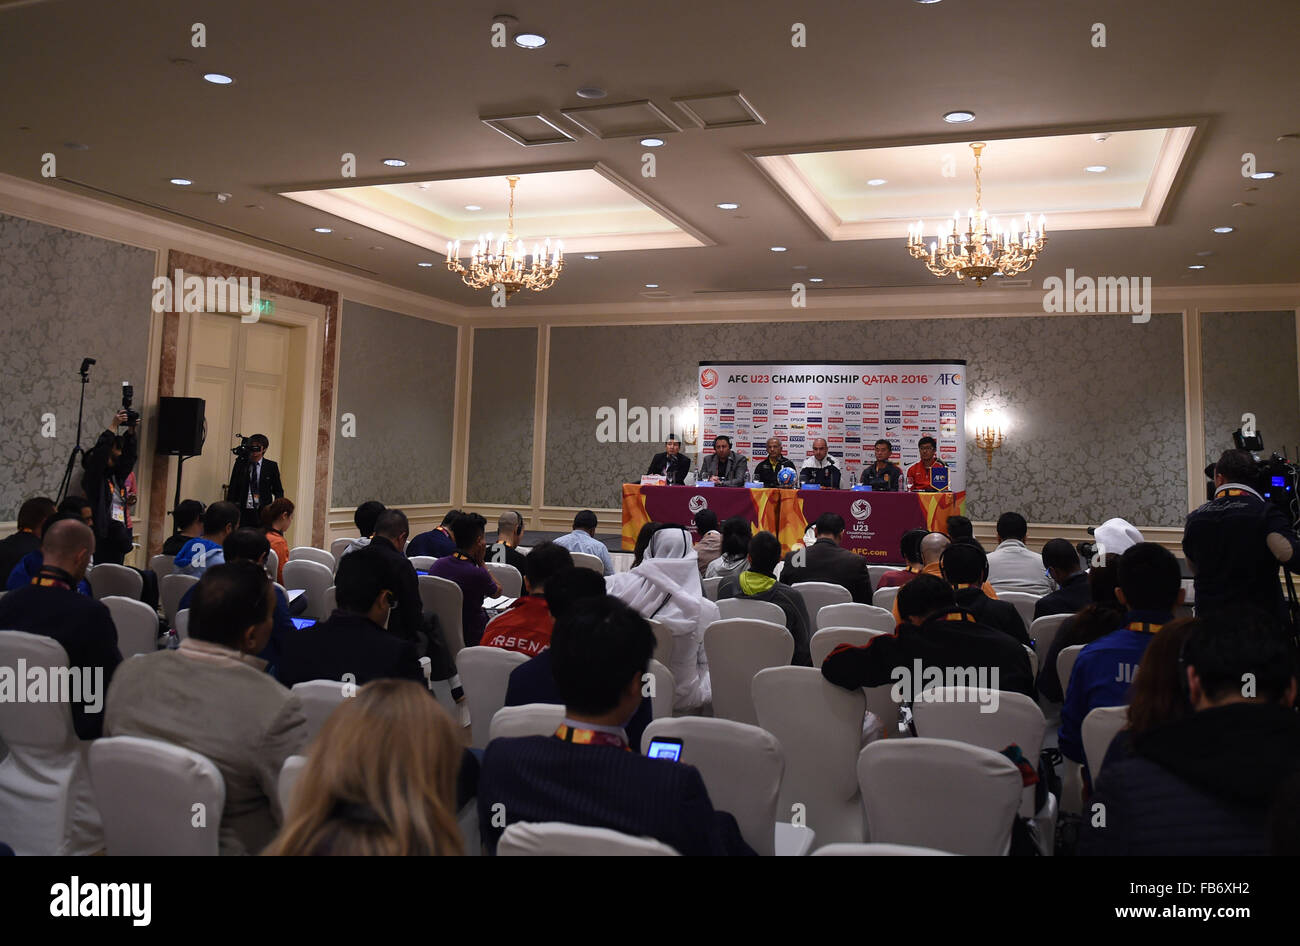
[867,565,905,585]
[290,679,348,743]
[647,617,674,667]
[813,842,954,856]
[1082,704,1129,781]
[715,597,786,625]
[89,735,224,855]
[703,618,793,725]
[329,537,353,564]
[872,585,900,612]
[289,546,336,570]
[278,753,308,819]
[858,737,1023,855]
[753,666,866,845]
[1057,645,1086,695]
[102,595,159,658]
[997,591,1042,633]
[264,548,279,581]
[282,560,334,620]
[499,821,680,856]
[816,602,895,632]
[408,555,437,572]
[484,562,522,598]
[701,576,722,601]
[175,609,190,640]
[148,553,174,577]
[809,627,886,666]
[570,551,606,574]
[324,585,336,617]
[419,574,465,658]
[791,581,851,620]
[0,632,102,854]
[488,703,566,742]
[160,573,198,627]
[646,659,675,719]
[88,563,142,601]
[458,646,530,750]
[1029,612,1071,660]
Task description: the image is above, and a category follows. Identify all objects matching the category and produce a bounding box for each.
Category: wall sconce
[973,408,1005,468]
[683,424,698,446]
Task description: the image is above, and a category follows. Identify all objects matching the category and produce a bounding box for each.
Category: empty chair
[278,754,308,818]
[419,574,465,656]
[498,821,679,856]
[645,658,675,720]
[89,736,224,855]
[701,576,722,601]
[101,595,159,658]
[1029,612,1071,661]
[715,597,786,625]
[1082,704,1129,782]
[264,548,279,582]
[484,562,522,598]
[872,585,900,613]
[1057,644,1086,695]
[858,738,1023,855]
[160,573,199,627]
[458,646,531,750]
[813,842,954,856]
[175,608,190,641]
[148,553,174,577]
[0,632,101,855]
[488,703,566,742]
[290,679,348,742]
[792,581,852,620]
[290,546,336,570]
[703,618,793,725]
[88,562,142,601]
[408,555,436,572]
[329,537,353,564]
[809,627,886,666]
[997,591,1041,633]
[752,666,866,845]
[647,617,673,667]
[816,602,896,632]
[570,551,605,574]
[282,560,334,620]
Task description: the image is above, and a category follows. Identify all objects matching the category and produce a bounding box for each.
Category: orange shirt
[479,595,554,657]
[266,530,289,585]
[906,458,947,491]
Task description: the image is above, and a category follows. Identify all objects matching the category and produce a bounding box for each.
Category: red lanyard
[555,724,629,751]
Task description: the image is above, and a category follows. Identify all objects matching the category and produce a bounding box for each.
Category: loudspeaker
[156,397,206,455]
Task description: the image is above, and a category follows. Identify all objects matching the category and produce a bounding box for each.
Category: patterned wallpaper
[545,314,1189,527]
[467,326,537,505]
[0,212,155,517]
[1201,311,1300,478]
[331,302,457,508]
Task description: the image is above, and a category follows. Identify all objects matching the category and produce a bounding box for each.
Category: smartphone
[290,617,317,630]
[646,737,683,761]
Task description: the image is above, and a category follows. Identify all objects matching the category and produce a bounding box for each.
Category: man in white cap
[1092,518,1145,559]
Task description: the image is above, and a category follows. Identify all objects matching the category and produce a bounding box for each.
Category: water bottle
[166,629,180,650]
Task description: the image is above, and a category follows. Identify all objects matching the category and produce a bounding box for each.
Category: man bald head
[41,517,95,582]
[920,531,950,566]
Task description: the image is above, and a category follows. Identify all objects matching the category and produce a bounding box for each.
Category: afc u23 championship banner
[697,361,968,491]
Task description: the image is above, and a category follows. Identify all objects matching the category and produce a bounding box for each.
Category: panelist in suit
[799,437,842,489]
[861,439,903,491]
[645,433,691,484]
[753,437,797,487]
[479,595,755,855]
[226,434,285,529]
[697,435,749,487]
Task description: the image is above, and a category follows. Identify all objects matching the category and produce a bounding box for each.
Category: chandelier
[445,175,564,295]
[907,142,1047,286]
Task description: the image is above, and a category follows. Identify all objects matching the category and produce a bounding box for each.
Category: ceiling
[1,0,1297,311]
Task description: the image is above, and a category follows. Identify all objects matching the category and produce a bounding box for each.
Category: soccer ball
[776,466,797,487]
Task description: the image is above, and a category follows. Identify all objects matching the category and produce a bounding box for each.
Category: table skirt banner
[621,484,782,551]
[776,489,967,559]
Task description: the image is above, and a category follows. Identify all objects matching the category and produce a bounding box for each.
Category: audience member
[946,515,984,552]
[7,501,94,594]
[1092,517,1145,557]
[174,501,240,577]
[161,499,205,556]
[1035,538,1091,618]
[265,679,465,856]
[407,509,461,559]
[277,547,424,688]
[486,510,528,573]
[877,528,928,588]
[704,517,751,581]
[480,541,573,656]
[607,526,719,711]
[1079,610,1299,855]
[779,512,873,605]
[719,531,812,666]
[428,512,501,647]
[631,521,666,568]
[0,496,56,582]
[1036,554,1125,703]
[261,498,294,584]
[986,512,1052,595]
[0,518,122,739]
[478,595,756,855]
[1059,543,1184,772]
[821,574,1034,698]
[693,510,722,577]
[554,510,614,575]
[889,531,998,623]
[80,408,138,565]
[940,541,1028,645]
[105,561,309,854]
[340,501,386,559]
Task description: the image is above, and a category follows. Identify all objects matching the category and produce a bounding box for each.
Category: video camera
[231,433,258,461]
[121,381,140,430]
[1204,427,1300,525]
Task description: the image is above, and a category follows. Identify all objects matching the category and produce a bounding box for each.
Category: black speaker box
[156,397,206,455]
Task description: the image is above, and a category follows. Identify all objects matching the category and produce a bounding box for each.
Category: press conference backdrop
[698,361,968,490]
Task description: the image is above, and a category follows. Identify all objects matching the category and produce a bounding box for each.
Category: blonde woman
[265,679,465,856]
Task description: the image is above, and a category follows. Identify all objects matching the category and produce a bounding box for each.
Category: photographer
[80,408,137,565]
[1183,449,1300,622]
[225,434,284,529]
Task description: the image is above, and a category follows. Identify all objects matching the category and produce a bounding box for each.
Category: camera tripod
[55,358,95,503]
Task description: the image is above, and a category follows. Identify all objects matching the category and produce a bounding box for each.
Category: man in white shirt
[986,512,1053,595]
[554,509,614,575]
[799,437,842,488]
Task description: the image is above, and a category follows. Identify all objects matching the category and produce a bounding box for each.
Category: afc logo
[700,369,719,389]
[688,495,709,514]
[850,499,872,520]
[937,373,962,386]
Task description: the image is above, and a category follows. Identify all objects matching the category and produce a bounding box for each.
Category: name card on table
[641,475,667,486]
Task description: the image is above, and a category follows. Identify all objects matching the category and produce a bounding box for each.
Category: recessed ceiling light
[583,254,600,260]
[576,87,606,99]
[792,265,808,271]
[202,73,234,85]
[369,245,384,251]
[640,137,665,148]
[716,202,740,210]
[915,0,942,4]
[809,277,825,283]
[1212,226,1235,234]
[1250,171,1276,179]
[382,158,407,167]
[770,246,788,252]
[867,178,887,186]
[63,142,90,151]
[1196,250,1214,257]
[313,227,333,233]
[169,178,193,186]
[1188,264,1206,270]
[943,110,975,123]
[464,205,482,211]
[1084,165,1108,173]
[514,32,546,48]
[644,283,659,288]
[1231,201,1254,207]
[417,262,434,267]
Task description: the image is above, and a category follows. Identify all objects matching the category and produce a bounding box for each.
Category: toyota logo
[850,499,872,520]
[688,495,708,513]
[700,368,719,389]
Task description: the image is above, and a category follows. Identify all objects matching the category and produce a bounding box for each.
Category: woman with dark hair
[705,517,751,581]
[1037,554,1125,702]
[261,498,294,584]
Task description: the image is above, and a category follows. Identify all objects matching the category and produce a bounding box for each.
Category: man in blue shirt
[173,502,239,577]
[1059,542,1184,775]
[554,510,614,576]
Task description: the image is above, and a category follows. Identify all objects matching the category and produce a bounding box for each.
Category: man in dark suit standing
[480,595,755,855]
[225,434,284,529]
[645,433,691,485]
[779,513,873,604]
